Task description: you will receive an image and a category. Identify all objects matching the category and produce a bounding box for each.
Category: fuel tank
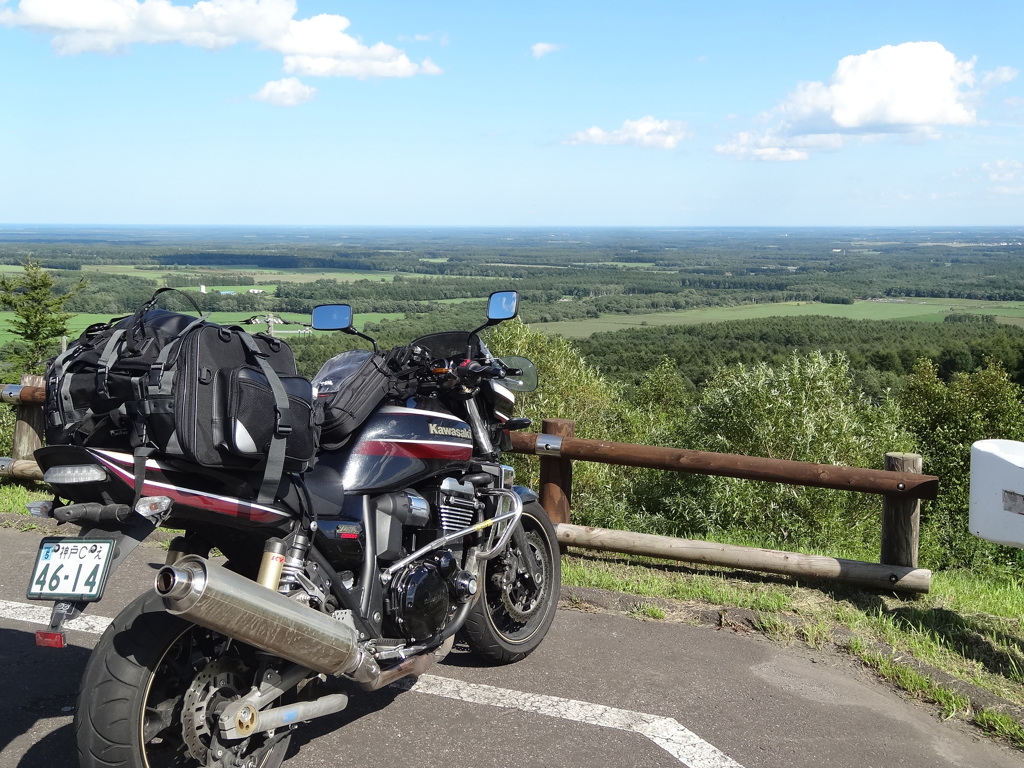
[307,401,474,497]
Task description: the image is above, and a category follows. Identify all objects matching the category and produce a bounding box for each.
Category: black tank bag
[313,348,418,450]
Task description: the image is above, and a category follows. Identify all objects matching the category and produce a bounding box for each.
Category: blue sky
[1,0,1021,227]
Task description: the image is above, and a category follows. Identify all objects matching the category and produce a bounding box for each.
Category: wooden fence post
[12,374,45,462]
[538,418,574,525]
[880,452,922,569]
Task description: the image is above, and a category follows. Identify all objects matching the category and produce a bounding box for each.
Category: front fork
[462,395,539,584]
[509,523,542,586]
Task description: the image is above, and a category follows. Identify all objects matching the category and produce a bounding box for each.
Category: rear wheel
[461,501,561,663]
[75,591,292,768]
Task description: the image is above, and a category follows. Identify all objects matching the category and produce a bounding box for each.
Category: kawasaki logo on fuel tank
[429,423,473,440]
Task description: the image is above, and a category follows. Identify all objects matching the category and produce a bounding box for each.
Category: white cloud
[719,42,1017,161]
[983,159,1024,194]
[566,115,690,150]
[788,42,978,129]
[252,76,315,106]
[401,32,449,46]
[983,158,1023,183]
[982,66,1019,88]
[715,130,844,161]
[531,42,561,59]
[0,0,297,54]
[715,132,808,162]
[0,0,440,85]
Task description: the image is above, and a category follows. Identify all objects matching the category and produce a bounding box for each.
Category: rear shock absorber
[256,538,288,590]
[276,533,311,595]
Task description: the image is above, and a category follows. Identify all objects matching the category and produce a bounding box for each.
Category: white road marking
[400,675,744,768]
[0,598,743,768]
[0,598,114,634]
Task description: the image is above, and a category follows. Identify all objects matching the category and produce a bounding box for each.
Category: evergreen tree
[0,260,87,375]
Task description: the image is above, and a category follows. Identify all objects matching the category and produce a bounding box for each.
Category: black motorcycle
[27,290,560,768]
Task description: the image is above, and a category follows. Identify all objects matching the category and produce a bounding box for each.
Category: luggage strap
[237,333,293,505]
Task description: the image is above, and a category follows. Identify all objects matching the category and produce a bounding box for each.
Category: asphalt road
[0,525,1021,768]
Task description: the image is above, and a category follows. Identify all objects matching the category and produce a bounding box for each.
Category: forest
[6,225,1024,316]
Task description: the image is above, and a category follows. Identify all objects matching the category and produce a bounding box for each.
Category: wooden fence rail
[1,393,937,593]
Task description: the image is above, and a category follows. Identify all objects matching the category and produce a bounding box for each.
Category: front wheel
[75,591,292,768]
[461,501,561,663]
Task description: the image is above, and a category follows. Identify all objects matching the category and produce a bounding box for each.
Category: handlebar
[390,342,518,394]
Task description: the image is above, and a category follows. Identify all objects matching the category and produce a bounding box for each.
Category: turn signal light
[135,496,173,519]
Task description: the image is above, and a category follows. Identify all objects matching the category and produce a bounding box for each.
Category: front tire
[461,501,561,663]
[75,591,292,768]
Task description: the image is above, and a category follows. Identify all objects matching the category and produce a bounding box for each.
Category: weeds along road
[0,525,1019,768]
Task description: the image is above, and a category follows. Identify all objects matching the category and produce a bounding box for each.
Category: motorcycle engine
[388,562,451,642]
[386,550,477,642]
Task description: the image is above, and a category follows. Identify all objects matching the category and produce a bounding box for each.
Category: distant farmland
[5,298,1024,349]
[534,298,1024,338]
[0,311,402,347]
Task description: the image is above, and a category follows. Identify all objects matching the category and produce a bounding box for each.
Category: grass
[627,602,667,620]
[976,708,1024,749]
[7,465,1023,747]
[0,480,52,517]
[561,547,1024,750]
[855,646,971,719]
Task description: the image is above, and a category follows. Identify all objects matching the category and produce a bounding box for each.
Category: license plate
[26,537,115,602]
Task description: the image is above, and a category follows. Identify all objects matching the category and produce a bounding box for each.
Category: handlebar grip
[479,365,506,380]
[456,360,504,382]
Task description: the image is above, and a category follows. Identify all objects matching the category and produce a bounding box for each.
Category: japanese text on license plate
[27,538,114,601]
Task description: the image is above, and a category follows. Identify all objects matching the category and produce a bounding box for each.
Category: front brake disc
[499,535,547,622]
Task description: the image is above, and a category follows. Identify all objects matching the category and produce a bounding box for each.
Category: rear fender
[38,512,160,644]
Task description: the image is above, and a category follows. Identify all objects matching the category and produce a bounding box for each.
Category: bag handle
[140,287,203,315]
[126,288,205,354]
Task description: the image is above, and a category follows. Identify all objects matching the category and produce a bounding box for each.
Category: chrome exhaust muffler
[155,555,379,682]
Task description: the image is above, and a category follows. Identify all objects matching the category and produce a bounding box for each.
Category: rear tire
[461,501,561,663]
[75,591,292,768]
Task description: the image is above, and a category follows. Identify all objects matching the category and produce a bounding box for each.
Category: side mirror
[311,304,354,332]
[487,291,519,322]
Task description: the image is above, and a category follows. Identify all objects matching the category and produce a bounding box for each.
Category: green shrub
[899,359,1024,569]
[0,405,14,458]
[488,320,642,528]
[636,351,917,558]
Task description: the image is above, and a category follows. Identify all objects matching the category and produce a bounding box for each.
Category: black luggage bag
[46,289,316,503]
[143,321,316,477]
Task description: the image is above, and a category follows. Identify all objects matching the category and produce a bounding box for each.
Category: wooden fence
[1,385,938,593]
[508,418,936,594]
